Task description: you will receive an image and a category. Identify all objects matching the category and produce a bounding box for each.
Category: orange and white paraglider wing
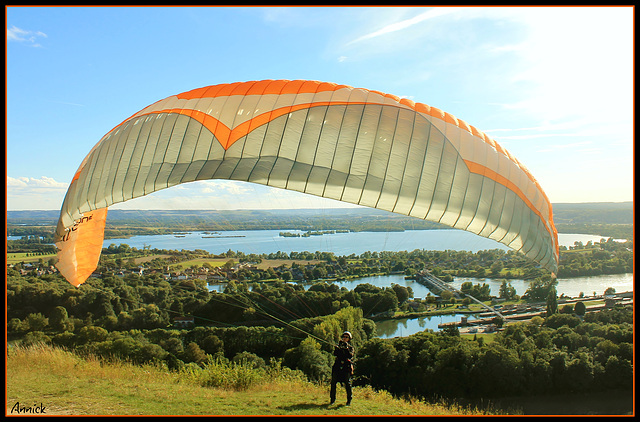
[55,79,558,287]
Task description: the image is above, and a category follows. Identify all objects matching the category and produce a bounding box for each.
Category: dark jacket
[332,341,354,380]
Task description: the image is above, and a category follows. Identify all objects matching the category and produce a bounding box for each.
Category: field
[6,252,57,264]
[6,344,494,416]
[169,258,322,270]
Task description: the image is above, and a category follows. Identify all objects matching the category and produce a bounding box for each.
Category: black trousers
[330,372,352,402]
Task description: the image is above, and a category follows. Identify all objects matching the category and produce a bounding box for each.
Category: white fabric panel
[392,114,430,215]
[323,104,364,201]
[286,106,327,193]
[360,105,397,208]
[376,108,414,212]
[306,104,345,197]
[410,123,445,219]
[341,104,381,204]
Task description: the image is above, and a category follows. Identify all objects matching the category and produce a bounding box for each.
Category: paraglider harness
[333,340,354,377]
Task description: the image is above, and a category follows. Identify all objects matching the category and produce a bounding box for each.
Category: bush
[283,337,331,382]
[186,358,266,391]
[179,355,305,391]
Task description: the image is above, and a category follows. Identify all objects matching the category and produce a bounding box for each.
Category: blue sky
[6,6,634,211]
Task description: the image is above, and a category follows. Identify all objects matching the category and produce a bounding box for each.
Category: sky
[6,6,634,212]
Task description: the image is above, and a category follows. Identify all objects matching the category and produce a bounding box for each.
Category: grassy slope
[6,345,492,416]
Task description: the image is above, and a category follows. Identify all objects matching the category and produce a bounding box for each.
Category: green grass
[6,344,500,416]
[6,252,57,264]
[169,258,323,271]
[169,258,229,270]
[460,332,496,343]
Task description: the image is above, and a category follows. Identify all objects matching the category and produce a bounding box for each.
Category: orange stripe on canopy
[464,160,558,259]
[135,101,371,150]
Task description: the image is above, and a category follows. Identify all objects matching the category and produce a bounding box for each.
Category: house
[173,316,195,328]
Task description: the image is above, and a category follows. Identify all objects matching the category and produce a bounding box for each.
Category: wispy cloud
[346,7,462,45]
[7,25,47,47]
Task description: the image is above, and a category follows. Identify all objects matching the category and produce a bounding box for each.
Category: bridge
[415,271,505,320]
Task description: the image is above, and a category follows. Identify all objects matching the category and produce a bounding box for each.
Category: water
[103,229,610,255]
[376,314,472,338]
[451,273,634,299]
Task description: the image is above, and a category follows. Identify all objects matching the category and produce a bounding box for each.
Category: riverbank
[373,290,633,337]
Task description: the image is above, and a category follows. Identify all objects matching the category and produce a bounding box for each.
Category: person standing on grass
[330,331,354,406]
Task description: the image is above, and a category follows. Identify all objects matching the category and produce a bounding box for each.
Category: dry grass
[6,344,496,416]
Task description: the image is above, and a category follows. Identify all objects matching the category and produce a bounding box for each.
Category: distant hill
[7,202,633,228]
[552,202,633,225]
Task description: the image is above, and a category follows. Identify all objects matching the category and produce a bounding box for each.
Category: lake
[103,229,610,256]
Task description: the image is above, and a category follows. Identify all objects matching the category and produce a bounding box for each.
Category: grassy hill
[6,344,499,416]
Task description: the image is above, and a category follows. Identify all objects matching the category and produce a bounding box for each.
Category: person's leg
[345,377,352,405]
[329,375,337,404]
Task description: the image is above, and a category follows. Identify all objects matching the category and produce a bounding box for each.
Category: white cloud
[198,180,255,196]
[7,25,47,47]
[110,180,357,211]
[5,176,356,211]
[7,176,68,210]
[7,176,67,190]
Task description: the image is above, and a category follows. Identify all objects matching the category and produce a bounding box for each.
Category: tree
[49,306,74,332]
[391,283,411,303]
[202,334,224,356]
[499,281,517,300]
[25,313,48,332]
[184,342,208,365]
[79,325,109,343]
[525,277,558,302]
[490,261,503,276]
[283,337,331,381]
[546,286,558,316]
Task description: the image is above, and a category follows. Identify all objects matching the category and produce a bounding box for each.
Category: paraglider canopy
[55,79,558,287]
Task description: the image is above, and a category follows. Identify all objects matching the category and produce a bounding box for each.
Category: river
[103,229,632,338]
[322,272,633,338]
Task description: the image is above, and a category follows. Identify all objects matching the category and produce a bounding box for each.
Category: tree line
[355,308,633,401]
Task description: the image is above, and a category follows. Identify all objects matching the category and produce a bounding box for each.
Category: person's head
[341,331,352,342]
